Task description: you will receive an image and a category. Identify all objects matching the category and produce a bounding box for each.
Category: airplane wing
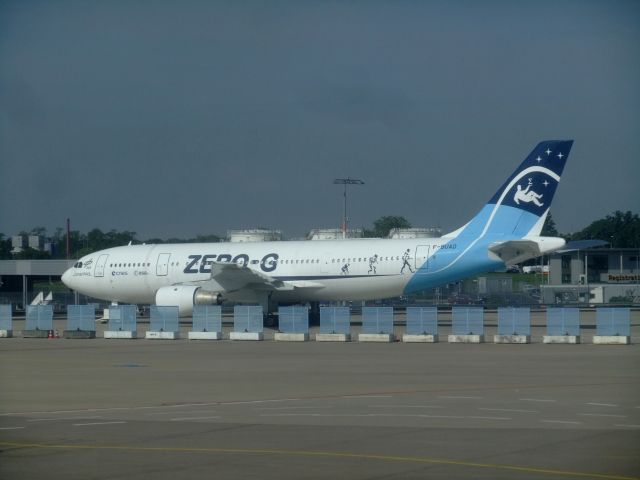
[183,261,324,293]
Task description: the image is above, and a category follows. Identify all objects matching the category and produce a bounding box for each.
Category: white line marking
[72,421,126,427]
[145,411,217,416]
[261,413,466,419]
[340,395,393,399]
[479,408,538,414]
[224,398,301,405]
[586,403,618,407]
[169,416,221,421]
[28,416,103,422]
[519,398,557,403]
[368,405,445,409]
[577,413,627,418]
[541,420,582,425]
[439,396,483,400]
[0,398,303,416]
[0,427,25,430]
[257,406,333,411]
[467,416,512,421]
[614,424,640,428]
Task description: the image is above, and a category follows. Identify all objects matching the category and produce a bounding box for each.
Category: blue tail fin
[455,140,573,238]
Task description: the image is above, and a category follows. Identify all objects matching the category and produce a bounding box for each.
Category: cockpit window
[75,262,83,268]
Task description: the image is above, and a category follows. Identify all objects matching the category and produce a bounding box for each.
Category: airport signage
[603,273,640,283]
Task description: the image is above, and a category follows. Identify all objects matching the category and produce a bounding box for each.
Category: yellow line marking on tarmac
[0,441,637,480]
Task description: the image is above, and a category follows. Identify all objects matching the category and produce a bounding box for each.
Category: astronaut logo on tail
[514,178,544,207]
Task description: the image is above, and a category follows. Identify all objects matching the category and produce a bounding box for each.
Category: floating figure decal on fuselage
[341,263,350,275]
[400,249,414,274]
[368,254,378,274]
[514,178,544,207]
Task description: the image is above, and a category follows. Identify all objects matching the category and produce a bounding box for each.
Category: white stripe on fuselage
[67,238,450,304]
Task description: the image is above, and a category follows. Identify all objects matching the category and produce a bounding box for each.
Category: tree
[568,210,640,248]
[28,226,48,237]
[363,215,412,238]
[0,234,12,260]
[541,212,559,236]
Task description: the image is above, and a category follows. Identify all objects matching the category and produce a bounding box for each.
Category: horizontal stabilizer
[488,236,565,264]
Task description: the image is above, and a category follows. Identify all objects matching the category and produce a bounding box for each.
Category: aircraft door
[94,254,109,277]
[415,245,430,271]
[156,253,171,276]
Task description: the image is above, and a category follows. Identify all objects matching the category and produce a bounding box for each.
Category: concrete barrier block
[592,335,630,345]
[315,333,350,342]
[493,334,530,344]
[230,331,263,341]
[358,333,394,343]
[22,330,50,338]
[188,331,223,340]
[274,332,308,342]
[104,330,137,339]
[448,334,484,343]
[543,335,580,344]
[145,331,179,340]
[0,330,13,338]
[402,334,438,343]
[63,330,96,339]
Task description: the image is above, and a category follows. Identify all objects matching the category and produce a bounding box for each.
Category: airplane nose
[61,268,74,289]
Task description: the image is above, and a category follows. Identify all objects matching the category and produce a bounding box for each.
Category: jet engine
[155,285,223,317]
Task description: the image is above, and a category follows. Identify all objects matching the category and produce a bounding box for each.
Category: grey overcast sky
[1,0,639,240]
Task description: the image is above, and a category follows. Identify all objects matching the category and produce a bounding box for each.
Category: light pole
[333,177,365,239]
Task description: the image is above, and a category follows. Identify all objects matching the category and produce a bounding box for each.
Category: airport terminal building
[542,246,640,304]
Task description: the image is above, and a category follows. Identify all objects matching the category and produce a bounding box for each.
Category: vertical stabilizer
[457,140,573,238]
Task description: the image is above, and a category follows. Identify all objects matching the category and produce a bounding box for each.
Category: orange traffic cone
[54,330,60,339]
[47,330,53,339]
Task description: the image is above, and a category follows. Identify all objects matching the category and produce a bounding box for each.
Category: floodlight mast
[333,177,365,239]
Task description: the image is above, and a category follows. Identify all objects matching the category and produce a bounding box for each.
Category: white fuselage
[63,237,452,305]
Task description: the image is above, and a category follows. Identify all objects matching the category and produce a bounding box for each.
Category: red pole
[66,218,70,259]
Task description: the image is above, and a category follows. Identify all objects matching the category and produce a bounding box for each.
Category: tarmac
[1,311,639,480]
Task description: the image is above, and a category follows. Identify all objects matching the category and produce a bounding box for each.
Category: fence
[547,307,580,336]
[320,307,351,334]
[0,304,11,331]
[67,305,96,331]
[406,307,438,335]
[192,305,222,333]
[234,305,263,333]
[26,305,53,330]
[596,307,630,336]
[150,306,179,333]
[278,306,309,334]
[451,307,484,335]
[362,307,394,334]
[108,305,137,331]
[497,307,531,336]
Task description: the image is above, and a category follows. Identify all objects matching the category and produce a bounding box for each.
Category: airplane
[62,140,573,316]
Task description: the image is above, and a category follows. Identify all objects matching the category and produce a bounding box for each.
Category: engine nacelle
[155,285,223,317]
